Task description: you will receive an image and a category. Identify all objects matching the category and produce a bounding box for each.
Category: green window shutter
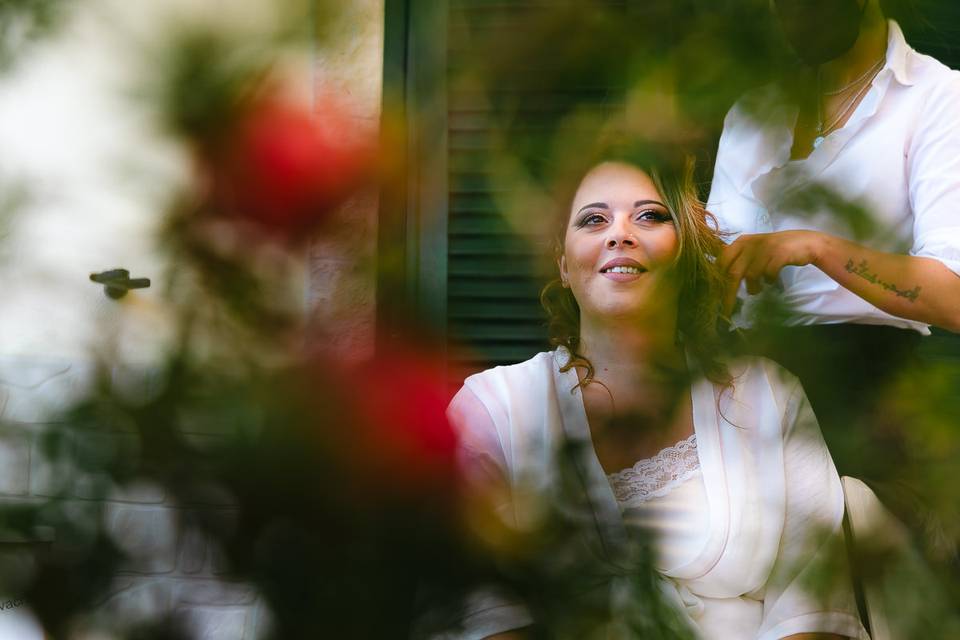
[446,0,641,375]
[381,0,619,375]
[446,74,552,371]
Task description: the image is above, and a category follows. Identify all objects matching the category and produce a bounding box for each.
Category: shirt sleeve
[708,113,766,328]
[707,90,785,243]
[707,106,755,243]
[908,74,960,276]
[429,386,533,640]
[756,379,869,640]
[449,386,508,491]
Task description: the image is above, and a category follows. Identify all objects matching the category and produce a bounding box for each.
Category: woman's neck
[818,2,888,92]
[577,314,684,385]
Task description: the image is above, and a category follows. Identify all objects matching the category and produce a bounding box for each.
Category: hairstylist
[707,0,960,442]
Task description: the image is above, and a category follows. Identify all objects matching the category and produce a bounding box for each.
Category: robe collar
[549,348,732,579]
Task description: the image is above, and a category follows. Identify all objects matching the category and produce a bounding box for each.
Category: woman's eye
[579,213,607,226]
[637,209,672,223]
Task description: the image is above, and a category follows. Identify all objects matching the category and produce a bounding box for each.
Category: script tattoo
[844,259,921,302]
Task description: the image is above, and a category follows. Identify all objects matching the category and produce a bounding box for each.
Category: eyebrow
[576,202,609,216]
[575,199,667,216]
[635,199,667,209]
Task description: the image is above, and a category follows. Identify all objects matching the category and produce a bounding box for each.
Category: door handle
[89,269,151,299]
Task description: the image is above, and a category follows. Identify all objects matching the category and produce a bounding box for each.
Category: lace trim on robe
[606,433,700,508]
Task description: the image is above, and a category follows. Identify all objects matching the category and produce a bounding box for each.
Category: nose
[606,221,637,249]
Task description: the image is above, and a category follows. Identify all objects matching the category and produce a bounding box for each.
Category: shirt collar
[885,19,915,87]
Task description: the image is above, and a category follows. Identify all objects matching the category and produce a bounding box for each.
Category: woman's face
[560,162,679,323]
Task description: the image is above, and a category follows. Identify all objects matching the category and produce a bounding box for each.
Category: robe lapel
[668,362,786,597]
[662,373,732,582]
[551,351,630,563]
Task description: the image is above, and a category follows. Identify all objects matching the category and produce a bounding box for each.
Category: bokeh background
[0,0,956,638]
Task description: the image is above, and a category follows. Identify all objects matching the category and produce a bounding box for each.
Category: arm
[720,76,960,331]
[443,386,534,640]
[718,230,960,331]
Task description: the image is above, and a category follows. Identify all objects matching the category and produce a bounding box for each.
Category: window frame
[377,0,450,354]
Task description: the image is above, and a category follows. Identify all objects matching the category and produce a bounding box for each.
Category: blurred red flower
[206,95,375,240]
[318,344,460,498]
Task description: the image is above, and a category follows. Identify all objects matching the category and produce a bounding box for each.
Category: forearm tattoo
[845,259,921,302]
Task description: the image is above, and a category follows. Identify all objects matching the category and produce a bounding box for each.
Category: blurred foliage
[0,176,30,263]
[149,29,273,149]
[446,0,791,188]
[0,0,69,71]
[0,0,958,638]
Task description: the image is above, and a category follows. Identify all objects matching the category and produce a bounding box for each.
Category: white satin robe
[446,349,869,640]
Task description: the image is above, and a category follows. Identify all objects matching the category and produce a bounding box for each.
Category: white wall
[309,0,384,362]
[0,0,184,365]
[0,0,384,637]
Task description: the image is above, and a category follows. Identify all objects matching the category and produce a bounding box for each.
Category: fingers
[723,275,741,318]
[720,234,784,307]
[745,253,778,295]
[716,236,746,273]
[719,238,749,316]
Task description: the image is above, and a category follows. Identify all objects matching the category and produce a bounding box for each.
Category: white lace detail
[606,433,700,507]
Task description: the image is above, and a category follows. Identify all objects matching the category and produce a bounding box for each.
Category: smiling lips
[599,257,647,282]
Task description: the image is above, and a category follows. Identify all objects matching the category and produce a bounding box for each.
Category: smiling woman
[561,163,680,321]
[440,153,869,640]
[542,155,730,393]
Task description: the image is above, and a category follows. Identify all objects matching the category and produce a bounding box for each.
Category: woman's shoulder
[716,83,796,186]
[720,354,805,414]
[450,351,562,455]
[725,353,799,384]
[461,350,560,397]
[722,82,792,134]
[904,42,960,92]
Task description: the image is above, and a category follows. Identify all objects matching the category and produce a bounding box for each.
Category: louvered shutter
[445,0,636,375]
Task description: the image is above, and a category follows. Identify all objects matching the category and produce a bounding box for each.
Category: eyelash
[578,213,607,226]
[576,210,672,227]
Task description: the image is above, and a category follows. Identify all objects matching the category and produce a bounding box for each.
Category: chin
[589,300,654,321]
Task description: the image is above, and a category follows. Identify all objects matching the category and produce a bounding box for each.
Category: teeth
[605,266,642,274]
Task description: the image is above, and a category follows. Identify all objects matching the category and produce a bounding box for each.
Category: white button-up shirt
[707,21,960,334]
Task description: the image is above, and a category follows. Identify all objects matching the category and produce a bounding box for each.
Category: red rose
[309,345,460,499]
[208,96,374,239]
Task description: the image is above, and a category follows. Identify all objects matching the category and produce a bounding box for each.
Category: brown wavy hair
[539,154,731,389]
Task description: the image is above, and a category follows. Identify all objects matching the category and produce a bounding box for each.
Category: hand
[717,230,826,315]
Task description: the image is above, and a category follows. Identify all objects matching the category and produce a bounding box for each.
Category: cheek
[563,237,599,277]
[648,229,680,266]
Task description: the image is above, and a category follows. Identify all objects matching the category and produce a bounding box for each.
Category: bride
[444,155,869,640]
